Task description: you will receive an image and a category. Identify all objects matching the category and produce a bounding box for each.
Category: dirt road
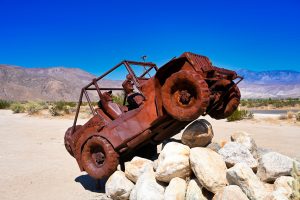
[0,110,299,199]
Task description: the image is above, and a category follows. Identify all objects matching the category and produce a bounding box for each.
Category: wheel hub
[179,90,192,105]
[92,151,105,167]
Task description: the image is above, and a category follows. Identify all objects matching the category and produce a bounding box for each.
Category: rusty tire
[64,125,82,157]
[208,82,241,119]
[81,136,119,179]
[161,71,210,121]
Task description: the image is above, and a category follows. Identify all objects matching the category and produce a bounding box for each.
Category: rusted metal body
[64,52,243,179]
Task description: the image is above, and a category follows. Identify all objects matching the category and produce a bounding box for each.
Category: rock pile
[103,123,298,200]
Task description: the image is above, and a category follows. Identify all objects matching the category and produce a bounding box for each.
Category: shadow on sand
[75,174,107,193]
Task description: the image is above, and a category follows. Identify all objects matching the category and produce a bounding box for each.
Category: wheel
[81,136,119,179]
[161,71,210,121]
[64,125,82,157]
[208,81,241,119]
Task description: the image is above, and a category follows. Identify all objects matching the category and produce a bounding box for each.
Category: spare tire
[81,136,119,179]
[64,125,82,157]
[208,81,241,119]
[161,71,210,121]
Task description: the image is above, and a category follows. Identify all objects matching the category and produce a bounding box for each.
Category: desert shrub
[49,105,60,116]
[37,101,49,109]
[10,103,26,113]
[26,102,42,115]
[0,99,12,109]
[227,109,253,122]
[63,105,71,114]
[290,162,300,200]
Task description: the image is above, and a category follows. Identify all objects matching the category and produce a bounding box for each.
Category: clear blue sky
[0,0,299,75]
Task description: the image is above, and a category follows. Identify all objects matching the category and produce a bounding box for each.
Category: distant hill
[236,69,300,98]
[0,65,121,101]
[0,65,299,101]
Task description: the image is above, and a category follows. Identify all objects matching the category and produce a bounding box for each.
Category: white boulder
[129,167,164,200]
[185,178,207,200]
[125,156,153,183]
[105,171,134,200]
[212,185,249,200]
[231,131,258,158]
[155,142,191,182]
[257,152,299,182]
[190,147,228,194]
[226,163,267,200]
[218,142,258,170]
[164,177,187,200]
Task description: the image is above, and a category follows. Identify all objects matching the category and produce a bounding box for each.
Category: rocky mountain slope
[0,65,121,101]
[0,65,299,101]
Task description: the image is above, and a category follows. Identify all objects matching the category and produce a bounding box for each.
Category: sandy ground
[0,110,299,200]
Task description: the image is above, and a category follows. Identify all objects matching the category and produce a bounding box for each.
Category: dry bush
[10,103,26,113]
[0,99,12,109]
[26,102,42,115]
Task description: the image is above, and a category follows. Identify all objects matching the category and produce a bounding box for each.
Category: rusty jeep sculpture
[64,52,242,179]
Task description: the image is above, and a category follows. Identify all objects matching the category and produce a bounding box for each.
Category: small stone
[181,119,214,148]
[155,142,191,182]
[185,179,207,200]
[105,171,134,200]
[226,163,268,200]
[190,147,228,194]
[164,177,187,200]
[125,156,153,183]
[257,152,300,182]
[212,185,249,200]
[218,142,258,170]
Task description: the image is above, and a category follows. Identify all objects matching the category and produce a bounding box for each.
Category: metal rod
[84,90,96,115]
[72,89,84,133]
[124,61,140,88]
[126,60,156,67]
[83,61,124,89]
[85,87,124,91]
[140,66,155,78]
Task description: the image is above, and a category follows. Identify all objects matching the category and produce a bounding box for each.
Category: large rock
[181,119,214,148]
[130,167,164,200]
[125,157,153,183]
[185,179,207,200]
[257,151,299,182]
[190,147,228,194]
[218,142,258,170]
[231,131,258,158]
[227,163,267,200]
[155,142,191,182]
[273,176,294,198]
[105,171,134,200]
[212,185,249,200]
[164,177,187,200]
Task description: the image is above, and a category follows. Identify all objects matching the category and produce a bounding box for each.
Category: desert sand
[0,110,299,200]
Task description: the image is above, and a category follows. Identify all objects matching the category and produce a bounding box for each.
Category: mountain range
[0,64,299,101]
